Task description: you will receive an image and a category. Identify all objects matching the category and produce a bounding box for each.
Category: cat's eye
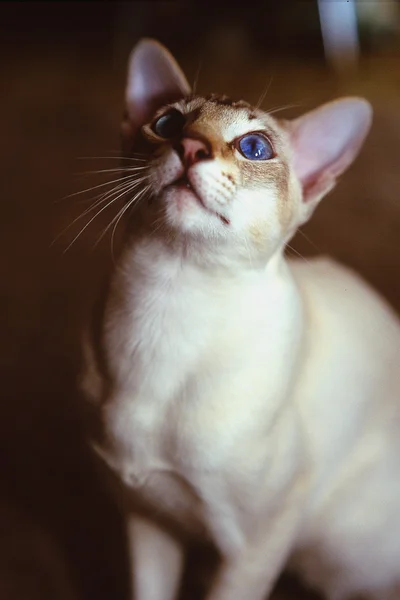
[152,109,186,139]
[237,133,274,161]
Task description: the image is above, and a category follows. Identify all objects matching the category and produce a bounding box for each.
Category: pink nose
[178,137,211,166]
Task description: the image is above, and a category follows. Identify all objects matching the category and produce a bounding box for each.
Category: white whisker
[93,183,151,253]
[110,185,151,261]
[77,155,147,162]
[286,243,311,266]
[60,173,149,200]
[74,175,148,211]
[51,182,131,247]
[297,228,321,252]
[267,103,303,116]
[243,235,254,269]
[255,75,273,110]
[192,60,202,95]
[62,183,139,253]
[149,214,166,238]
[81,166,148,175]
[76,176,146,218]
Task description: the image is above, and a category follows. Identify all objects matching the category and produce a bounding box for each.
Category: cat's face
[122,39,372,265]
[136,94,299,259]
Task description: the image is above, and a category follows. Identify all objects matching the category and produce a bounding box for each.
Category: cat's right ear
[122,38,191,139]
[286,97,372,223]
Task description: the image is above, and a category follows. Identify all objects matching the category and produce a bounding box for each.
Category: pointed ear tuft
[124,38,191,135]
[287,97,372,206]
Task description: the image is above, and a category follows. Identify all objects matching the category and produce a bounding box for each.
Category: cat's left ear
[123,38,191,137]
[286,97,372,221]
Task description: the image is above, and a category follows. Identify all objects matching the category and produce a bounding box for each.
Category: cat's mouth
[167,173,208,210]
[172,175,202,202]
[166,175,230,226]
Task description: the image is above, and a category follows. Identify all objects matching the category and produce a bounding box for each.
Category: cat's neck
[117,227,288,285]
[106,233,301,355]
[99,232,304,456]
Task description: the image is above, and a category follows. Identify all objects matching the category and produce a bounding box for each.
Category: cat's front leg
[204,497,302,600]
[205,535,288,600]
[128,515,184,600]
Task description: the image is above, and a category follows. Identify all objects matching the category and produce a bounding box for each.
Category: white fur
[82,39,400,600]
[90,239,400,600]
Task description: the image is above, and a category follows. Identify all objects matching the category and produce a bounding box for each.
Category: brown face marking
[185,105,202,124]
[182,98,294,227]
[204,94,259,123]
[248,222,266,248]
[239,159,292,228]
[127,93,296,231]
[205,94,254,110]
[274,163,293,228]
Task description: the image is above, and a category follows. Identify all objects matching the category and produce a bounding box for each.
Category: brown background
[1,2,400,599]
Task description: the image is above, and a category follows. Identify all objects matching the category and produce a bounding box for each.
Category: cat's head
[121,39,372,264]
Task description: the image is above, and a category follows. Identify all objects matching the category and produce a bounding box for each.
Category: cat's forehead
[173,94,284,142]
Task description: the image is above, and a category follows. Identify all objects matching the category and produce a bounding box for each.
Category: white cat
[81,39,400,600]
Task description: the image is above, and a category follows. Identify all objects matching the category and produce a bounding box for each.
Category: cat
[80,38,400,600]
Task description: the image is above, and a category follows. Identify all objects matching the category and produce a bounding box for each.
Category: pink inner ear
[289,98,372,194]
[125,39,191,128]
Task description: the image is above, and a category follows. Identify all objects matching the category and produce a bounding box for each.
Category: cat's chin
[162,184,231,231]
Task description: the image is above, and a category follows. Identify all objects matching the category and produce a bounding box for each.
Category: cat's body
[81,39,400,600]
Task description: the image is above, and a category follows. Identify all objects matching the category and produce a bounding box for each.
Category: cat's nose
[177,137,211,166]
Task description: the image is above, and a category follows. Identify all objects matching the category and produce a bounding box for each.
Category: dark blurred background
[1,2,400,599]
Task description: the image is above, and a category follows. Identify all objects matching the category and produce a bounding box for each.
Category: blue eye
[152,109,185,138]
[238,133,274,161]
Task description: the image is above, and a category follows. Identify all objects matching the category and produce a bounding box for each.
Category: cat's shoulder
[289,253,372,293]
[289,254,357,284]
[288,254,400,338]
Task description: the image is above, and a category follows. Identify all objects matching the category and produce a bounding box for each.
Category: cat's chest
[97,365,244,535]
[96,257,302,525]
[103,274,297,457]
[98,393,206,531]
[101,351,261,483]
[99,325,300,533]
